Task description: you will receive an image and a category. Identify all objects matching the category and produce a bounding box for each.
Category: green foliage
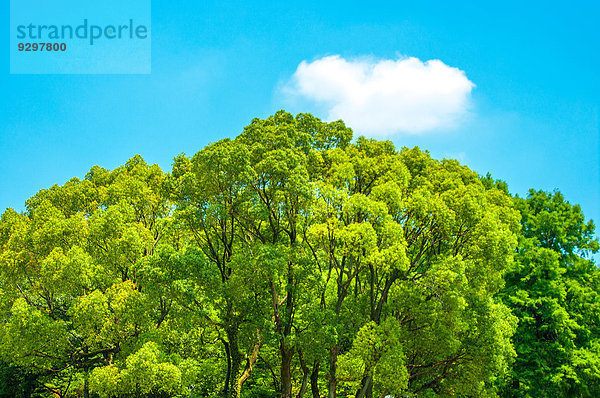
[0,111,597,398]
[0,156,195,397]
[499,190,600,397]
[337,319,408,395]
[90,342,183,397]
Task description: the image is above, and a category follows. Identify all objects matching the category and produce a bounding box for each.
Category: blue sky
[1,1,598,236]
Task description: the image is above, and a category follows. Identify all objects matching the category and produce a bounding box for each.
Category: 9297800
[18,43,67,51]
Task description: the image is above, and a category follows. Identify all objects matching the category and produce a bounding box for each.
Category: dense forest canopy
[0,111,598,398]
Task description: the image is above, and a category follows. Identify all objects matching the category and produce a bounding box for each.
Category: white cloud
[283,55,475,136]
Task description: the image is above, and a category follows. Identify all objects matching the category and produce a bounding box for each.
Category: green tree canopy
[500,190,600,397]
[0,112,597,398]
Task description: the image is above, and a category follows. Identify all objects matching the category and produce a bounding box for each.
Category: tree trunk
[237,331,262,394]
[371,272,398,324]
[355,375,372,398]
[328,346,339,398]
[83,367,90,398]
[296,352,310,398]
[280,342,295,398]
[226,326,242,398]
[223,339,232,398]
[310,360,320,398]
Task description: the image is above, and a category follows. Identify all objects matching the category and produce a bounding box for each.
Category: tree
[0,156,192,397]
[500,190,600,397]
[1,111,578,398]
[169,111,353,398]
[330,146,520,397]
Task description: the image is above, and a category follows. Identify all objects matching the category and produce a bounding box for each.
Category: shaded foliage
[498,190,600,397]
